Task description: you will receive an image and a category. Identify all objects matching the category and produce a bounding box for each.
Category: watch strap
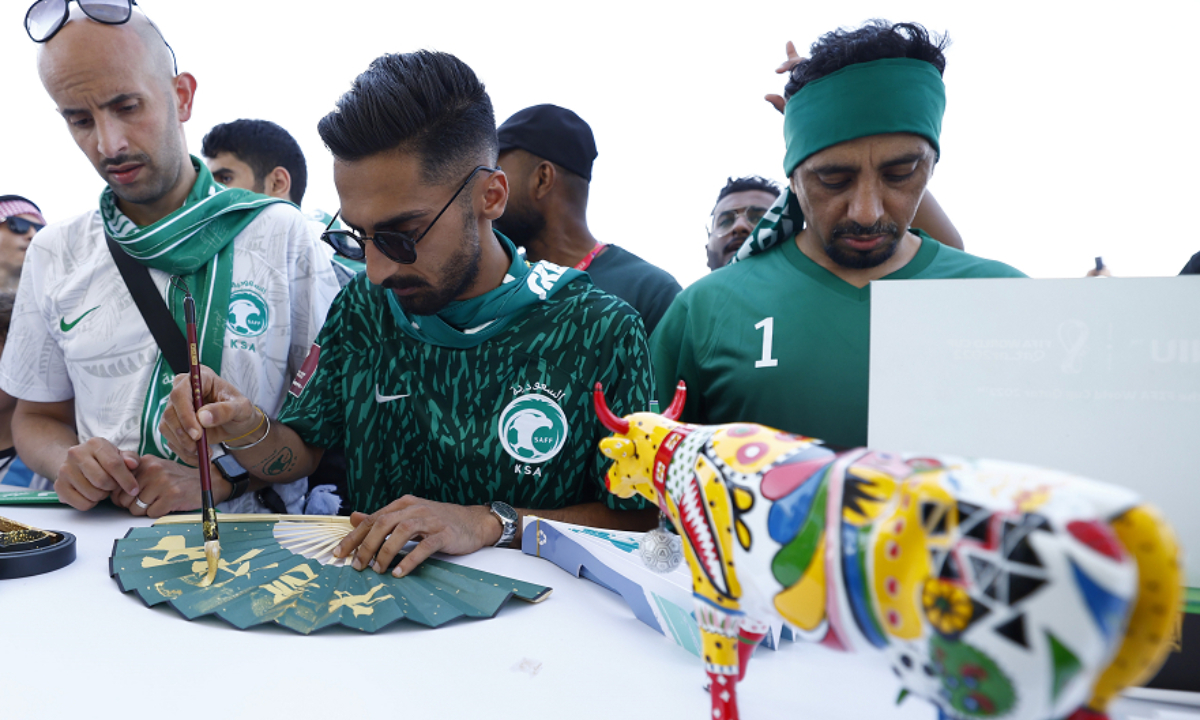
[224,475,250,502]
[488,501,518,548]
[213,456,251,502]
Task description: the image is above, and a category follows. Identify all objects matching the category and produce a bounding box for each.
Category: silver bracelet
[222,412,272,451]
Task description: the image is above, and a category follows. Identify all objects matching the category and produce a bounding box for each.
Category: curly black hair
[783,21,950,102]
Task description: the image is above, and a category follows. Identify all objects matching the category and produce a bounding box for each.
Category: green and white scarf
[733,58,945,265]
[730,188,801,264]
[387,232,585,349]
[101,156,286,459]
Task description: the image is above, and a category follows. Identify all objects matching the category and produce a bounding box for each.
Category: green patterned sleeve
[593,310,655,511]
[277,296,346,450]
[648,289,706,423]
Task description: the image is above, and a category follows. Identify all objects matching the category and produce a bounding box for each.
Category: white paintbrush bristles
[200,540,220,587]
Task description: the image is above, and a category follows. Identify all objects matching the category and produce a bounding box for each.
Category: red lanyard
[573,243,608,271]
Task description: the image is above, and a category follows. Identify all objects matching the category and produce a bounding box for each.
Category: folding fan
[110,514,551,634]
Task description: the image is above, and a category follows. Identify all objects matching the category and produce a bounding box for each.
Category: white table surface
[0,504,1194,720]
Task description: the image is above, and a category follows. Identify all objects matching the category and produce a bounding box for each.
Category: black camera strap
[105,234,189,376]
[104,233,296,511]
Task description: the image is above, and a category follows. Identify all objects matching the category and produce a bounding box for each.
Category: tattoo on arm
[258,447,296,477]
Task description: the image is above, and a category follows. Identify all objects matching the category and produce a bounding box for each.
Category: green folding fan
[110,514,551,634]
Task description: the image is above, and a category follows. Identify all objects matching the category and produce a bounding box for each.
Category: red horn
[592,383,630,435]
[662,381,687,420]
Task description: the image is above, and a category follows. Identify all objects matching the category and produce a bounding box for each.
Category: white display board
[868,277,1200,585]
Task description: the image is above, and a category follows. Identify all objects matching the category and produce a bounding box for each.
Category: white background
[2,0,1199,290]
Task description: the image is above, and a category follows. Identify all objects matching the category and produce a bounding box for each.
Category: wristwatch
[488,501,519,547]
[213,454,251,502]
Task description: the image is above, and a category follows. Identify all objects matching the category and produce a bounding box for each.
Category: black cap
[497,104,597,181]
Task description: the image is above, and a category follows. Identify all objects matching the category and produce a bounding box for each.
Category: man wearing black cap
[495,104,681,335]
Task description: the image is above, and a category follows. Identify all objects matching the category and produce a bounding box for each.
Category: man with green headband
[159,51,657,578]
[0,7,339,515]
[652,21,1025,450]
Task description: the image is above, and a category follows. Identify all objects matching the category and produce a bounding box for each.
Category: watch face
[214,454,248,479]
[490,501,518,523]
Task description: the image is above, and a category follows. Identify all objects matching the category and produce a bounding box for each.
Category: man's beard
[823,220,904,269]
[384,205,482,317]
[99,116,187,208]
[708,233,748,271]
[493,200,544,247]
[102,152,182,207]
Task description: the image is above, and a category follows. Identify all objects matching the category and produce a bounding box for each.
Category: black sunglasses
[3,217,45,235]
[26,0,178,75]
[323,165,498,265]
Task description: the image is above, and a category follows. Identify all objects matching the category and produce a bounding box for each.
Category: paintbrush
[179,281,220,586]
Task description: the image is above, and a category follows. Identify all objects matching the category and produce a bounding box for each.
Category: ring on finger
[135,498,149,510]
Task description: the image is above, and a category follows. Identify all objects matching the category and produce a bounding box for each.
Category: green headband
[783,58,946,177]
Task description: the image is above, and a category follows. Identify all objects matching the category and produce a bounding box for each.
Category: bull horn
[662,381,687,420]
[592,383,630,435]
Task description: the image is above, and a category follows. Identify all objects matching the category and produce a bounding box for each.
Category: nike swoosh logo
[375,384,410,403]
[60,305,101,332]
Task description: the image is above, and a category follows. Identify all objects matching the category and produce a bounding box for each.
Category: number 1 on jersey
[754,317,778,368]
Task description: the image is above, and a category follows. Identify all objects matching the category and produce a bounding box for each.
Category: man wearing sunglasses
[652,22,1025,451]
[0,3,339,517]
[160,50,657,578]
[0,195,45,294]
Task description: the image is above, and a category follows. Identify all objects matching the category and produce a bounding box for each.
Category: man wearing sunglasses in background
[0,2,339,516]
[0,195,45,490]
[160,50,658,578]
[0,195,45,294]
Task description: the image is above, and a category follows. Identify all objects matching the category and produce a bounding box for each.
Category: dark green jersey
[650,232,1026,448]
[585,245,681,335]
[280,275,653,513]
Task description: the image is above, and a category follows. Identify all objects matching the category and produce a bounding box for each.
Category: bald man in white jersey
[0,4,338,516]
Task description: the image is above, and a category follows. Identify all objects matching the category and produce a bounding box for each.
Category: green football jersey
[279,275,653,514]
[650,231,1026,449]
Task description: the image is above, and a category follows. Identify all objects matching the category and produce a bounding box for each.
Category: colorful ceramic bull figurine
[593,382,1182,720]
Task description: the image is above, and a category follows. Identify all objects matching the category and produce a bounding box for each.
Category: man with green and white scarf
[0,7,338,515]
[651,21,1025,450]
[160,51,658,578]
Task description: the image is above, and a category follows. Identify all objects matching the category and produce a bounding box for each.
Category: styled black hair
[318,50,497,184]
[784,21,949,101]
[0,195,41,212]
[713,176,781,210]
[201,119,308,205]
